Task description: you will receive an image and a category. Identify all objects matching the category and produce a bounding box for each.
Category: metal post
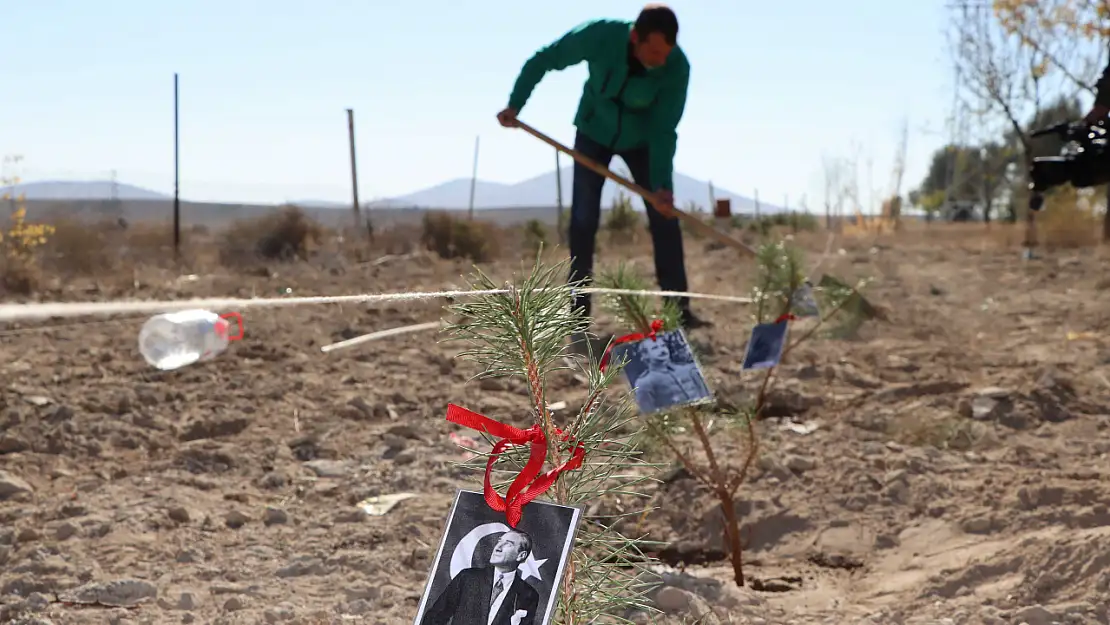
[173,73,180,259]
[468,136,480,220]
[555,150,564,243]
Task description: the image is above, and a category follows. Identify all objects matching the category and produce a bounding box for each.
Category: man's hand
[510,609,529,625]
[1085,104,1110,125]
[650,189,677,219]
[496,107,519,128]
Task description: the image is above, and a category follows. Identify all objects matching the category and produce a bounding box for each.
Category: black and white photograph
[413,490,582,625]
[790,283,820,318]
[741,320,789,370]
[609,329,714,414]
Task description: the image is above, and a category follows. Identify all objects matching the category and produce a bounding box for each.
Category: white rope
[320,321,441,353]
[0,287,752,322]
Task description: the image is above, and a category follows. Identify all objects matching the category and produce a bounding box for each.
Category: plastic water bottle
[138,309,243,371]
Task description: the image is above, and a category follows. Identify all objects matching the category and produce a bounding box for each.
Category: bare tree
[994,0,1110,239]
[949,3,1066,247]
[821,155,842,230]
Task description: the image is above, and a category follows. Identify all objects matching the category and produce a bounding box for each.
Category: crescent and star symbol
[449,523,548,582]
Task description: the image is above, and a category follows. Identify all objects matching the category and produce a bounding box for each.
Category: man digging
[497,4,709,355]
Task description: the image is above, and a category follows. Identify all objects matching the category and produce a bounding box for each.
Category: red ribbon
[445,404,585,527]
[773,313,796,324]
[598,319,665,372]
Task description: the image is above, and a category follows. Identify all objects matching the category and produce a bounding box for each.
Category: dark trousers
[568,131,690,319]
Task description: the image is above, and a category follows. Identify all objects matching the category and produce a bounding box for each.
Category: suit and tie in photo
[412,491,581,625]
[420,531,540,625]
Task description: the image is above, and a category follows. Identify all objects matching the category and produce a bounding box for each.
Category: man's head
[488,530,532,570]
[630,4,678,69]
[640,338,671,368]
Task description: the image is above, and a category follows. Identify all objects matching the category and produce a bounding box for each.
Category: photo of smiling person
[609,329,712,414]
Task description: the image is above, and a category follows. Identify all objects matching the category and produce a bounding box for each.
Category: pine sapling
[596,242,872,588]
[442,258,665,624]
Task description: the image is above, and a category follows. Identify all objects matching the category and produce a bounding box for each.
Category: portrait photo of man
[611,329,712,414]
[412,491,581,625]
[420,530,539,625]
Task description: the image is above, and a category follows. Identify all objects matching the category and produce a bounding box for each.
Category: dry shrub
[0,207,54,295]
[421,212,500,262]
[605,192,641,242]
[523,219,548,256]
[219,205,323,266]
[1036,187,1101,249]
[888,412,984,451]
[42,218,117,275]
[0,257,38,295]
[41,218,192,275]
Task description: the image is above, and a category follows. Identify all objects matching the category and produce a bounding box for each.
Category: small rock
[0,435,29,454]
[874,533,899,549]
[223,597,245,612]
[263,605,296,622]
[55,522,78,541]
[960,516,992,534]
[24,592,51,612]
[1011,605,1058,625]
[783,455,817,473]
[0,470,33,499]
[258,472,286,490]
[59,579,158,607]
[392,450,417,465]
[974,387,1012,399]
[970,396,1000,420]
[303,459,353,478]
[263,507,289,526]
[176,549,202,563]
[884,481,911,505]
[225,510,250,529]
[275,556,326,578]
[654,586,696,614]
[345,396,376,419]
[167,507,191,524]
[178,592,197,610]
[17,527,40,542]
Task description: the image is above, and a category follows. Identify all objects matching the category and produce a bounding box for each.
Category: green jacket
[507,19,690,191]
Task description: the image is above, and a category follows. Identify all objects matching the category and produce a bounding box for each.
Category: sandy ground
[3,225,1110,625]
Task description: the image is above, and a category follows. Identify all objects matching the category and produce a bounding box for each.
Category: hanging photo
[413,490,582,625]
[608,329,714,414]
[741,321,789,370]
[790,283,820,318]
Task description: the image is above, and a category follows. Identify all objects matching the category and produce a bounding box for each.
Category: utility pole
[468,136,480,220]
[173,72,180,260]
[346,108,368,238]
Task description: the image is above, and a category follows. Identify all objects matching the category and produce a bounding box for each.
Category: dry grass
[4,201,1109,298]
[420,211,502,263]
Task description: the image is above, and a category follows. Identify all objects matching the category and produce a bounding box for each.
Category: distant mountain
[366,168,786,214]
[0,180,168,201]
[7,171,790,215]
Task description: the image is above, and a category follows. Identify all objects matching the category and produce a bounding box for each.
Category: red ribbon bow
[773,313,796,324]
[446,404,585,527]
[598,319,665,372]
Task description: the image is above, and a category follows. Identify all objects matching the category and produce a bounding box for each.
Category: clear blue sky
[3,0,957,208]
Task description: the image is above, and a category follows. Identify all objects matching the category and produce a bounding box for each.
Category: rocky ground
[3,225,1110,625]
